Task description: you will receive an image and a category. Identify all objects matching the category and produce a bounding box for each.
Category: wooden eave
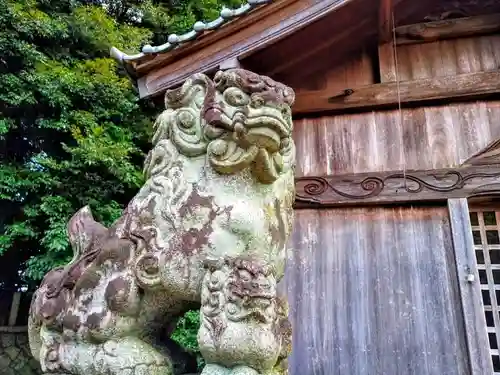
[114,0,500,116]
[125,0,358,98]
[123,0,442,99]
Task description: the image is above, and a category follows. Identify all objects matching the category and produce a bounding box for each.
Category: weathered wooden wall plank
[293,101,500,176]
[313,51,374,92]
[448,199,493,375]
[379,34,500,82]
[285,207,469,375]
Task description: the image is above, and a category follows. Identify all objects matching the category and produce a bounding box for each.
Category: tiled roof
[110,0,273,64]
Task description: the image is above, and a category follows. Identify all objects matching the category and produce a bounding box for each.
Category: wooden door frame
[448,198,494,375]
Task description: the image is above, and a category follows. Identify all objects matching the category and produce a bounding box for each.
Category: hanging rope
[391,10,407,188]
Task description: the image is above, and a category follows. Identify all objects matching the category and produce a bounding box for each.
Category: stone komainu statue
[28,69,296,375]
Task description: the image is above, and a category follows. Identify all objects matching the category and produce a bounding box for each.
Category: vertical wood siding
[320,51,374,91]
[285,206,470,375]
[294,101,500,176]
[300,50,375,92]
[286,24,499,375]
[379,35,500,82]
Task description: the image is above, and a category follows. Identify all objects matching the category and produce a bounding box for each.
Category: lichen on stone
[28,69,295,375]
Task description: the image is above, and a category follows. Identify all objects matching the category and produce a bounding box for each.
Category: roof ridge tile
[110,0,273,64]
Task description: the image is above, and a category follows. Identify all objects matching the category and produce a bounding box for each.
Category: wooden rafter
[378,0,394,43]
[395,13,500,45]
[293,70,500,114]
[266,18,371,77]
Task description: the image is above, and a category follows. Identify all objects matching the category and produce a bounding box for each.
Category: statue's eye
[239,270,252,282]
[224,88,249,107]
[251,94,264,108]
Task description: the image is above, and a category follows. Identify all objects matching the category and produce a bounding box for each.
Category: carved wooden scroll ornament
[295,166,500,207]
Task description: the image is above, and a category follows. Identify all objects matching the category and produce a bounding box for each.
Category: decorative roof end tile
[110,0,274,66]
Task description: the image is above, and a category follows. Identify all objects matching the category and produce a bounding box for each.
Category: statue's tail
[27,206,108,361]
[27,290,42,362]
[45,206,108,300]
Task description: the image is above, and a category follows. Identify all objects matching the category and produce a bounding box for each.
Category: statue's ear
[165,73,213,111]
[149,73,214,158]
[67,206,107,258]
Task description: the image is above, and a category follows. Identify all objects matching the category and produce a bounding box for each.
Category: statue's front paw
[125,363,172,375]
[229,365,260,375]
[199,363,231,375]
[200,364,261,375]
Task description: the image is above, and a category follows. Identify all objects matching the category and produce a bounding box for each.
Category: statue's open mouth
[225,106,290,155]
[244,114,290,153]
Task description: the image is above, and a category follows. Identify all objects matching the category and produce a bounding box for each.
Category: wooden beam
[294,165,500,208]
[378,0,393,43]
[293,70,500,114]
[395,13,500,46]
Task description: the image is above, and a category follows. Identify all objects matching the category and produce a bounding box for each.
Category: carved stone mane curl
[213,69,295,107]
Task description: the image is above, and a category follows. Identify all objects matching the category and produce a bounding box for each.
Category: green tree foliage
[0,0,243,360]
[171,309,207,367]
